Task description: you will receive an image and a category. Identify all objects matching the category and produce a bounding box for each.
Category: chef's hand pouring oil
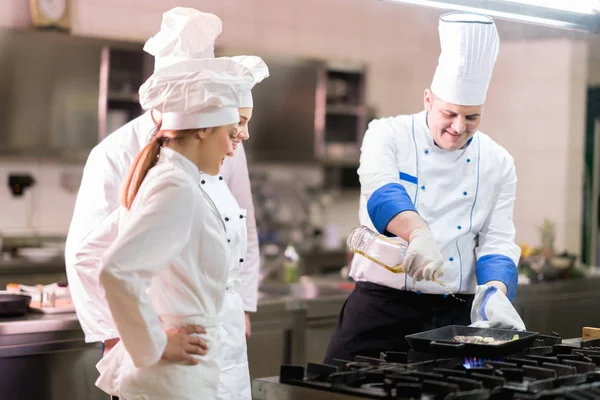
[346,225,464,302]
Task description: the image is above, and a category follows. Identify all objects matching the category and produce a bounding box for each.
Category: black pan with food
[0,294,31,317]
[405,325,539,358]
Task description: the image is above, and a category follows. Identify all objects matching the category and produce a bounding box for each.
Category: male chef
[325,11,525,363]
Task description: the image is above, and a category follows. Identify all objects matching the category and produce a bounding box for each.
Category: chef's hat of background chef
[143,7,222,73]
[138,58,253,130]
[230,56,270,107]
[430,12,499,106]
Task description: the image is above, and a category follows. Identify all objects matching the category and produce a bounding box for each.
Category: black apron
[324,281,474,364]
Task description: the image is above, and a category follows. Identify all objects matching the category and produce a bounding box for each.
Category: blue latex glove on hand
[470,285,525,331]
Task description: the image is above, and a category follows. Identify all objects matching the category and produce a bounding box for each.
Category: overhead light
[381,0,600,33]
[504,0,600,15]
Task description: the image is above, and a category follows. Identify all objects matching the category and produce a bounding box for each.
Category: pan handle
[430,341,465,350]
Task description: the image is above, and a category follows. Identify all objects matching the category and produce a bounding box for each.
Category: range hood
[381,0,600,33]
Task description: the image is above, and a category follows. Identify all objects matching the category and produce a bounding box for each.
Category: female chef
[95,57,259,400]
[65,8,263,362]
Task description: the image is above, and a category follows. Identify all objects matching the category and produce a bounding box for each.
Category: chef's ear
[196,128,211,140]
[424,89,434,111]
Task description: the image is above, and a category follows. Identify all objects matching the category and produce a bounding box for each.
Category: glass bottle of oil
[346,225,407,274]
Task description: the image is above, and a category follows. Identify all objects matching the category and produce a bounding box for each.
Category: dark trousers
[324,281,474,363]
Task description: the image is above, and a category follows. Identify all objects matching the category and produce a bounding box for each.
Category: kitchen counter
[0,311,80,336]
[0,275,598,392]
[0,310,105,400]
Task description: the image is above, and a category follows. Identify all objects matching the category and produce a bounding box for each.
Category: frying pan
[0,293,31,317]
[405,325,540,358]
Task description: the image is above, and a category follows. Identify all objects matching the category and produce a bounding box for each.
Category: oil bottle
[346,225,407,273]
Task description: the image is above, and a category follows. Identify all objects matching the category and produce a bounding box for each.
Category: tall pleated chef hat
[230,56,270,107]
[430,12,500,106]
[138,58,256,130]
[143,7,222,72]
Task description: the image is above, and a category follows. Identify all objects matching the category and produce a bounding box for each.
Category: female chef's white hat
[143,7,222,72]
[230,56,270,107]
[430,12,500,106]
[138,58,256,130]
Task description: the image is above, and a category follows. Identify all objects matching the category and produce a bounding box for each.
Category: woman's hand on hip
[161,325,208,365]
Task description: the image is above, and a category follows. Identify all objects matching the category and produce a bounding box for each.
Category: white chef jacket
[350,110,521,300]
[197,166,251,399]
[65,111,260,343]
[96,147,241,399]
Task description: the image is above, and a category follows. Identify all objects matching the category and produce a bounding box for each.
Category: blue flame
[463,357,491,369]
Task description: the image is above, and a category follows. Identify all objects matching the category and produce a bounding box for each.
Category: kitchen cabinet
[215,50,367,167]
[0,29,102,158]
[0,28,151,160]
[304,295,345,364]
[305,319,338,364]
[98,45,153,140]
[247,299,303,380]
[0,339,105,400]
[514,278,600,338]
[0,314,105,400]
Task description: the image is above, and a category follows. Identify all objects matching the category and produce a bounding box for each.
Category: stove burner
[463,357,494,369]
[279,334,600,399]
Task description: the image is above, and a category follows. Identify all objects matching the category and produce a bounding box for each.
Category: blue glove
[470,285,525,331]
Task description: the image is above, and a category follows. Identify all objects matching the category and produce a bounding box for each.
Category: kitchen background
[2,1,600,399]
[0,0,597,259]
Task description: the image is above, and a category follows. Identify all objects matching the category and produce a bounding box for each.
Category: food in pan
[452,334,519,345]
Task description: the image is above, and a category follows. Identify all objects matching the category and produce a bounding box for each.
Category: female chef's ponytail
[121,123,164,210]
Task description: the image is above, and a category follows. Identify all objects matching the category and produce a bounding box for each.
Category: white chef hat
[138,58,254,130]
[230,56,270,107]
[430,12,500,106]
[143,7,222,72]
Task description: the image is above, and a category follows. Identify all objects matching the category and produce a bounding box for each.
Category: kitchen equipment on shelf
[16,246,63,263]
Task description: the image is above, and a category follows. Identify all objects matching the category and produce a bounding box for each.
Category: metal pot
[0,293,31,317]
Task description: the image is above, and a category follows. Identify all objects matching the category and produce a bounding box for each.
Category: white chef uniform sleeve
[65,146,124,343]
[99,178,194,368]
[475,156,521,301]
[224,143,260,312]
[358,119,417,237]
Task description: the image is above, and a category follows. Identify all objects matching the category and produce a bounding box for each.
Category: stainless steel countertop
[0,283,351,336]
[4,276,593,338]
[0,312,81,335]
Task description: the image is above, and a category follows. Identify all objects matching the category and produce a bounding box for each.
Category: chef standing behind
[324,12,525,364]
[65,8,261,358]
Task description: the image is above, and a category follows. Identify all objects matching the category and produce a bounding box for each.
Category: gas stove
[252,335,600,400]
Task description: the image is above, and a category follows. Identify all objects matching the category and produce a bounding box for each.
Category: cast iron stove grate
[278,333,600,399]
